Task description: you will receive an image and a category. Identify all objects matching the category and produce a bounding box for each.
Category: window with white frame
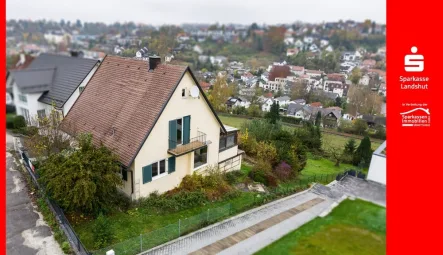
[37,109,46,119]
[152,159,166,179]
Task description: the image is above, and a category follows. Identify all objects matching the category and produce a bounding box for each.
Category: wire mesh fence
[91,204,232,255]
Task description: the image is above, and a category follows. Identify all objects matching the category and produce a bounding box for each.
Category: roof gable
[62,55,225,167]
[26,53,98,107]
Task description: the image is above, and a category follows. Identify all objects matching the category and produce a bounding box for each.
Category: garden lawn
[255,199,386,255]
[301,157,354,178]
[217,115,382,150]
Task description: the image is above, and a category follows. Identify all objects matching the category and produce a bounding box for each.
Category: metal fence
[91,204,231,255]
[18,150,91,255]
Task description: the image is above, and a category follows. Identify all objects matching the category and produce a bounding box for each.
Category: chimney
[149,55,161,71]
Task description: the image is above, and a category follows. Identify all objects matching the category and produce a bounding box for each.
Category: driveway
[6,132,63,255]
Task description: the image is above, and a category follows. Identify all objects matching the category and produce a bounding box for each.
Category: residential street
[6,133,63,255]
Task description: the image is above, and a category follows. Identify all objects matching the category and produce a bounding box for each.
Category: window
[219,133,237,151]
[182,88,186,97]
[18,94,27,103]
[194,146,208,168]
[151,159,166,179]
[21,108,30,124]
[37,110,46,119]
[79,86,85,93]
[176,118,182,144]
[121,168,128,181]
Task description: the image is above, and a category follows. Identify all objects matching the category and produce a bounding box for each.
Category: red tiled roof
[363,59,376,66]
[9,55,35,70]
[290,65,304,71]
[305,69,323,74]
[200,81,210,90]
[310,102,323,107]
[62,55,223,166]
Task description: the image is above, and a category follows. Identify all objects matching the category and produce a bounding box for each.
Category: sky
[7,0,386,25]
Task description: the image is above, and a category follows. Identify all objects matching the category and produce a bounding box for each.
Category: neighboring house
[274,96,291,106]
[199,81,211,92]
[362,59,376,69]
[341,51,361,62]
[292,99,306,105]
[294,39,304,50]
[323,81,349,97]
[305,69,323,77]
[62,55,243,200]
[320,108,342,128]
[241,72,254,82]
[287,103,305,118]
[359,74,370,86]
[226,97,250,109]
[367,141,386,185]
[286,48,299,56]
[6,54,35,106]
[309,102,323,108]
[289,65,305,76]
[10,53,99,125]
[320,39,329,47]
[260,97,274,112]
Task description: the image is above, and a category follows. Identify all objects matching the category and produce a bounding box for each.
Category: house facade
[9,53,99,125]
[62,56,243,200]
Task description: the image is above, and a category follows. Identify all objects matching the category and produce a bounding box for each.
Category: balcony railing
[168,131,207,156]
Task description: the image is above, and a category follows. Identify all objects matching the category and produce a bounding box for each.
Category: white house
[226,97,251,109]
[10,53,99,125]
[62,55,244,200]
[324,81,349,97]
[320,39,329,48]
[260,97,274,112]
[303,36,314,44]
[359,75,370,86]
[367,141,386,185]
[294,39,304,50]
[289,66,305,76]
[274,96,291,107]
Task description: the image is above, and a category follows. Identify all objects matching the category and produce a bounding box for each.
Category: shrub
[249,160,272,185]
[256,141,278,166]
[232,106,248,115]
[281,116,303,125]
[61,242,71,254]
[92,214,114,249]
[13,115,26,129]
[265,173,279,187]
[273,161,293,181]
[6,114,15,129]
[224,170,245,185]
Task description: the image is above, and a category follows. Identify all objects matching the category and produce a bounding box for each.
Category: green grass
[75,190,257,251]
[302,157,354,177]
[218,115,382,150]
[255,199,386,255]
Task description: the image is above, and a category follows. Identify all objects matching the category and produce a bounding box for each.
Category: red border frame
[387,0,441,254]
[1,0,6,253]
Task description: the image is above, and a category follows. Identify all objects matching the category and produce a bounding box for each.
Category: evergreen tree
[315,111,322,127]
[335,96,342,107]
[352,136,372,167]
[266,101,280,124]
[344,138,357,154]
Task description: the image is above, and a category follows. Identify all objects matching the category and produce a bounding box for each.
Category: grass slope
[255,199,386,255]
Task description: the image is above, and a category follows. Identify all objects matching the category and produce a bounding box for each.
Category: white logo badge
[405,46,424,72]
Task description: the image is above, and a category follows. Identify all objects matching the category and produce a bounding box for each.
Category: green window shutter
[169,120,177,149]
[183,115,191,144]
[168,156,176,173]
[142,165,152,184]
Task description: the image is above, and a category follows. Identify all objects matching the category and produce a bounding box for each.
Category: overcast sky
[7,0,386,25]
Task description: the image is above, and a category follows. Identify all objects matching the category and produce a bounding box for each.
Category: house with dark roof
[62,55,243,200]
[9,53,99,125]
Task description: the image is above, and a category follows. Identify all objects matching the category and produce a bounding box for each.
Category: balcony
[168,131,207,156]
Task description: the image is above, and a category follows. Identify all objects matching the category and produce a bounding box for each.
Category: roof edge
[127,66,227,167]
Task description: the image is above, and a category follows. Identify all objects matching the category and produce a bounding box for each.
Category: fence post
[178,219,181,237]
[140,234,142,252]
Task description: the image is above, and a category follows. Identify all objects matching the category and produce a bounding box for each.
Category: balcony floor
[168,140,206,156]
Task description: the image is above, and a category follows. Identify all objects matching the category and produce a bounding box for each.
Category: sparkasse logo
[405,46,424,72]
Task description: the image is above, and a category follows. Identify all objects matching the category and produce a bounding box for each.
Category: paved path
[141,190,333,255]
[6,133,63,255]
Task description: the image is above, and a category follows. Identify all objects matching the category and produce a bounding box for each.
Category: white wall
[367,141,386,185]
[63,64,99,116]
[13,84,45,123]
[132,71,223,199]
[367,154,386,185]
